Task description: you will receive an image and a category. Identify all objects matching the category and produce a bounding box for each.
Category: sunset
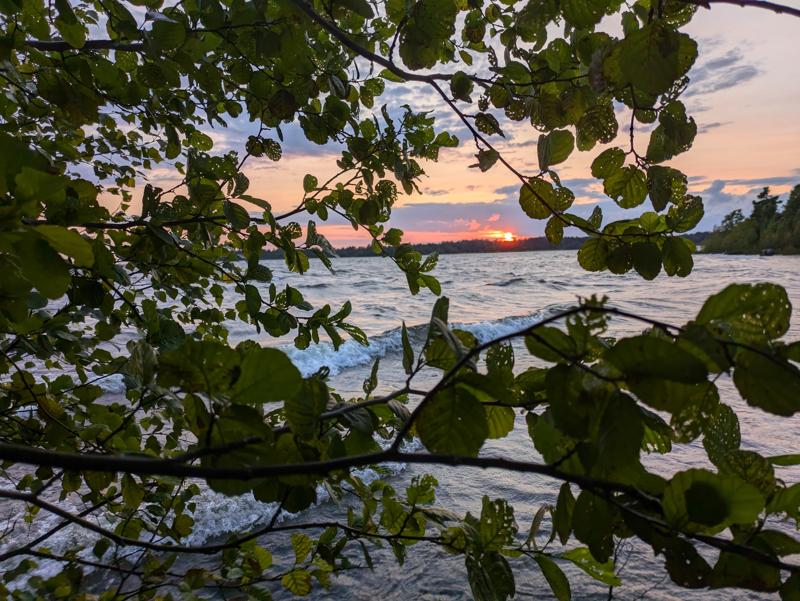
[4,0,800,598]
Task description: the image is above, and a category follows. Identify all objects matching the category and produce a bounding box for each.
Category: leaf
[603,165,647,209]
[121,474,144,510]
[733,349,800,416]
[303,174,318,193]
[610,22,697,95]
[15,237,71,299]
[591,147,625,179]
[647,165,688,211]
[472,149,499,172]
[662,469,764,533]
[450,71,474,102]
[485,405,514,439]
[577,238,609,271]
[338,0,374,18]
[224,201,250,230]
[605,335,708,383]
[545,217,564,245]
[282,569,312,596]
[416,386,488,457]
[231,348,302,404]
[35,225,94,267]
[553,483,575,545]
[534,555,571,601]
[561,547,620,586]
[291,533,313,563]
[646,102,697,164]
[572,492,614,562]
[631,241,662,280]
[662,237,693,277]
[401,322,414,374]
[478,496,517,551]
[695,283,791,343]
[520,179,574,220]
[285,378,329,437]
[537,130,575,170]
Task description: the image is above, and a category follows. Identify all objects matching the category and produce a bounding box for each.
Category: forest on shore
[703,185,800,254]
[262,232,710,259]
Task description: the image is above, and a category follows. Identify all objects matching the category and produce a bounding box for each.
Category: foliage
[703,185,800,254]
[0,0,799,599]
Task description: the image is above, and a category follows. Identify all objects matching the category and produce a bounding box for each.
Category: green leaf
[577,238,609,271]
[646,102,697,164]
[605,335,708,383]
[572,492,614,562]
[534,555,571,601]
[303,174,318,193]
[485,405,514,439]
[631,241,662,280]
[733,349,800,416]
[562,0,605,28]
[285,378,329,437]
[525,327,577,363]
[603,166,647,209]
[450,71,474,102]
[224,201,250,230]
[15,237,71,299]
[647,165,688,211]
[121,474,144,510]
[282,569,312,595]
[591,147,625,179]
[662,469,764,533]
[553,483,575,545]
[545,217,564,245]
[537,130,575,171]
[695,283,791,343]
[561,547,620,586]
[662,237,693,277]
[478,496,517,551]
[338,0,374,18]
[520,179,574,220]
[401,322,414,374]
[231,348,302,404]
[35,225,94,267]
[610,22,697,96]
[291,533,313,563]
[416,386,488,457]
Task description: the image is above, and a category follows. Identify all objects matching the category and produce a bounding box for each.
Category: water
[3,251,799,599]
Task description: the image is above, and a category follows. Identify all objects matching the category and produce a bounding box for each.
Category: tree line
[703,184,800,254]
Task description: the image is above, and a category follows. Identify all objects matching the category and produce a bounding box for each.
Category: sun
[502,232,515,242]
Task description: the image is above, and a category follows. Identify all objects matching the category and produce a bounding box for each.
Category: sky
[154,3,800,247]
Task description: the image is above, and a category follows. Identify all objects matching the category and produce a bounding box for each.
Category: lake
[4,250,799,599]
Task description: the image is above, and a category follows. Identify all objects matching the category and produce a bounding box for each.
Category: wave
[283,304,572,377]
[486,276,525,287]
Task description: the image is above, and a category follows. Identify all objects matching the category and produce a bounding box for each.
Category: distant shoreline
[261,232,710,259]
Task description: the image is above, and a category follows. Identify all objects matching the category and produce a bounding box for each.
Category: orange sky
[139,4,800,247]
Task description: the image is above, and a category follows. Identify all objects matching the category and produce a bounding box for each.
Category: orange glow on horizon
[482,230,517,242]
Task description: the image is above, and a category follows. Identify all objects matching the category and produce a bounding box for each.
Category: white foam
[283,305,572,377]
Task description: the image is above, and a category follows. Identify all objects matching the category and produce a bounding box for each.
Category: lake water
[3,251,799,599]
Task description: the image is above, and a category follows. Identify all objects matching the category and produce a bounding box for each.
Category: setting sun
[502,232,515,242]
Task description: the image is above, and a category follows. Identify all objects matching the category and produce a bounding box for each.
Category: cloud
[686,48,761,97]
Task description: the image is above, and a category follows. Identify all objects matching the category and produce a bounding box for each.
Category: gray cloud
[686,48,761,97]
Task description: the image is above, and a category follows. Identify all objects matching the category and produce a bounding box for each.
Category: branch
[25,39,144,52]
[680,0,800,18]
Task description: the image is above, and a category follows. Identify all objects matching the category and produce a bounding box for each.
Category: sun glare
[503,232,515,242]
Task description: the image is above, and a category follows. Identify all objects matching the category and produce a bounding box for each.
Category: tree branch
[680,0,800,18]
[25,39,144,52]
